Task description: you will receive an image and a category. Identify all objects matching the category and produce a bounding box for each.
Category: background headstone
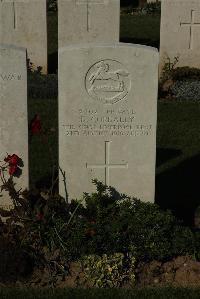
[160,0,200,74]
[59,43,158,202]
[0,0,47,73]
[0,44,28,209]
[58,0,120,47]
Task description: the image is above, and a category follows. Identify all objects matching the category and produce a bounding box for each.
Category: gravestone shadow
[34,171,59,194]
[120,0,139,7]
[155,153,200,225]
[120,37,160,49]
[48,52,58,74]
[156,148,182,167]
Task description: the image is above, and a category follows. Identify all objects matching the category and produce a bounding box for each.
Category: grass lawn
[120,15,161,48]
[156,100,200,224]
[1,287,200,299]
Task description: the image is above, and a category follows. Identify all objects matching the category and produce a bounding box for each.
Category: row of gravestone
[1,0,200,72]
[0,0,199,209]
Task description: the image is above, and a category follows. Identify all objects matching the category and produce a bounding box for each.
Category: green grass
[155,100,200,224]
[120,15,161,48]
[47,13,58,56]
[28,97,58,188]
[47,13,161,56]
[157,100,200,174]
[1,287,200,299]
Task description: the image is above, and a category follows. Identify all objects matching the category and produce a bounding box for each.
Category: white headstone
[160,0,200,73]
[0,44,28,209]
[58,0,120,47]
[0,0,47,73]
[59,43,158,202]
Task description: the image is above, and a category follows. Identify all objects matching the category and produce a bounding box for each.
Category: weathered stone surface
[0,44,28,209]
[0,0,47,73]
[58,0,120,47]
[59,43,158,202]
[160,0,200,74]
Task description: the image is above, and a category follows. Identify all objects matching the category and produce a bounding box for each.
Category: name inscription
[62,108,152,137]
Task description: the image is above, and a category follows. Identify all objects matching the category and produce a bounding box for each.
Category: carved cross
[76,0,105,32]
[180,10,200,50]
[1,0,17,29]
[86,141,128,186]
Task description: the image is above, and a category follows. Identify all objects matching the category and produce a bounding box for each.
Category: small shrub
[121,2,161,16]
[159,57,200,100]
[171,67,200,81]
[81,252,135,288]
[28,73,58,99]
[72,180,197,261]
[27,59,58,99]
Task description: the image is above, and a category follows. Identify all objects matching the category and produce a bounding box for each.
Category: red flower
[4,154,19,165]
[4,153,20,176]
[30,114,42,135]
[10,154,19,165]
[8,164,17,175]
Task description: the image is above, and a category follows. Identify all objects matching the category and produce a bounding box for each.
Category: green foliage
[171,67,200,81]
[159,56,200,99]
[72,180,196,262]
[28,73,58,99]
[121,3,161,16]
[1,176,200,285]
[81,253,135,288]
[27,58,58,99]
[161,56,200,82]
[144,2,161,14]
[47,0,57,12]
[160,56,180,82]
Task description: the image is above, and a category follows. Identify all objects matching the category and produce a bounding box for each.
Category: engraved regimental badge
[85,59,131,104]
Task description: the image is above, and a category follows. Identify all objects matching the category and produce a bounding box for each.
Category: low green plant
[171,67,200,81]
[121,2,161,16]
[81,252,135,288]
[27,59,57,99]
[161,55,180,82]
[73,180,196,261]
[47,0,57,12]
